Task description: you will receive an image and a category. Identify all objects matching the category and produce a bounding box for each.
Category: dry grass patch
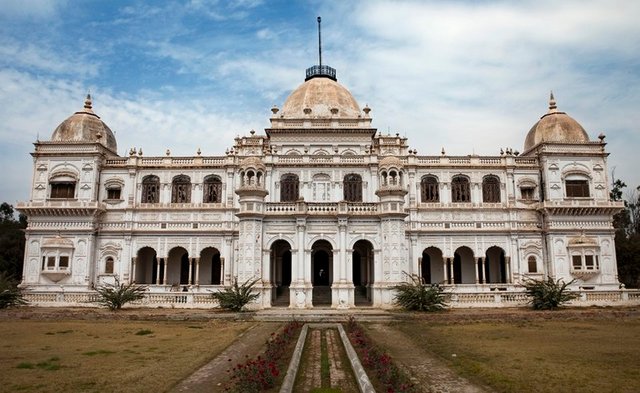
[397,316,640,393]
[0,319,252,393]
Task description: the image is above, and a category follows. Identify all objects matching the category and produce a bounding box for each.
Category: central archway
[270,240,292,306]
[311,240,333,306]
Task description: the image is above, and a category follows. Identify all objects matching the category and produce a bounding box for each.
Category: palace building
[17,59,625,309]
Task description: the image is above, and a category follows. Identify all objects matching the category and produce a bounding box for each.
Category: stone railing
[23,291,219,309]
[22,289,640,309]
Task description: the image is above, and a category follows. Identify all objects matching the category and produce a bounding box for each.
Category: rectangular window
[521,187,535,200]
[572,255,582,270]
[50,182,75,199]
[47,256,56,268]
[107,188,121,200]
[566,180,590,198]
[59,256,69,268]
[585,255,594,270]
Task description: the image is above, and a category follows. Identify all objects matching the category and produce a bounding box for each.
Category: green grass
[1,319,253,393]
[397,316,640,393]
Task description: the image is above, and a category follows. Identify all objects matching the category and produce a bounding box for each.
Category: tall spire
[305,16,336,81]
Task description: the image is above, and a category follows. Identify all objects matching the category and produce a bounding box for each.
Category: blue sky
[1,0,639,204]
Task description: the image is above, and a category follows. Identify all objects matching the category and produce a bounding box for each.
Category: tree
[611,180,640,288]
[0,203,27,281]
[0,271,27,308]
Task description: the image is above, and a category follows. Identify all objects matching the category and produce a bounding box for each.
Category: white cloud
[0,0,66,19]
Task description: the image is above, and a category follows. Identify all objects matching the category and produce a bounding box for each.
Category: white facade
[18,64,624,309]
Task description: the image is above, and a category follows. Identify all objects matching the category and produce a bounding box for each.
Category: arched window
[105,257,114,274]
[312,174,331,201]
[172,175,191,203]
[343,174,363,202]
[451,176,470,203]
[203,175,222,203]
[141,175,160,203]
[482,175,501,203]
[527,256,537,273]
[280,174,299,202]
[420,176,439,202]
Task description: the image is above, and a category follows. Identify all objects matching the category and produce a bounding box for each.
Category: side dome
[523,93,589,152]
[280,76,362,119]
[51,95,118,152]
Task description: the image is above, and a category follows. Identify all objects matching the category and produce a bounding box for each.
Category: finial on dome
[84,93,92,110]
[548,91,557,113]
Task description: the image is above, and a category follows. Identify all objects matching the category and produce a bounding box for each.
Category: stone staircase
[312,285,332,307]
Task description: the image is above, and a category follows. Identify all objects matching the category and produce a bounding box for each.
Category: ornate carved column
[188,258,194,285]
[443,257,449,284]
[505,256,512,283]
[475,257,481,284]
[156,257,162,285]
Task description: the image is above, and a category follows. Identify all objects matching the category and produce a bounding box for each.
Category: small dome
[51,95,117,152]
[379,156,404,169]
[280,77,361,119]
[524,93,589,152]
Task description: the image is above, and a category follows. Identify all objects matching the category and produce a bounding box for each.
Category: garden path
[366,323,490,393]
[170,322,280,393]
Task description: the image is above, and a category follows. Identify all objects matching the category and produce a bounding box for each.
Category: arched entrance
[353,240,374,306]
[167,247,190,288]
[135,247,159,284]
[485,246,507,284]
[311,240,333,306]
[453,246,475,284]
[421,247,444,284]
[200,247,222,285]
[271,240,292,306]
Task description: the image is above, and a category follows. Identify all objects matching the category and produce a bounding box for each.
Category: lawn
[0,319,252,393]
[397,313,640,393]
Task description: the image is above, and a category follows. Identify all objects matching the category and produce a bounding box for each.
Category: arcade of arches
[269,238,374,307]
[134,246,223,287]
[420,246,510,285]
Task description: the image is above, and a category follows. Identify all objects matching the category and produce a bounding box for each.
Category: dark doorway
[271,240,293,306]
[180,254,190,285]
[314,250,330,286]
[211,253,221,285]
[453,253,462,284]
[421,254,432,284]
[311,240,333,306]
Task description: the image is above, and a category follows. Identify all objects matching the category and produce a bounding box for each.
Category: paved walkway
[170,322,281,393]
[366,323,489,393]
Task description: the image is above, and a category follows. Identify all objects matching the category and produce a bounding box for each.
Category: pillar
[481,257,487,284]
[131,257,137,283]
[188,258,194,285]
[162,258,168,285]
[195,257,200,285]
[505,256,512,283]
[156,258,162,285]
[475,257,480,284]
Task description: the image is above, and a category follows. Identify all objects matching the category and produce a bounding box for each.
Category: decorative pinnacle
[548,91,557,112]
[84,93,93,110]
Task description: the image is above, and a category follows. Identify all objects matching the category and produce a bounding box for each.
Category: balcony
[265,202,378,216]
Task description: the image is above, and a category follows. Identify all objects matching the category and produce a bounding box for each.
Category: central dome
[280,76,362,119]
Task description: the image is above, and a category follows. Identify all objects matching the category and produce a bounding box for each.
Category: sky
[1,0,639,204]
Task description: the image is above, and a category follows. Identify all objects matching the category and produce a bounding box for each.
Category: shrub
[94,278,147,311]
[392,273,446,312]
[226,320,302,392]
[0,271,27,309]
[346,317,416,393]
[523,276,578,310]
[212,278,260,312]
